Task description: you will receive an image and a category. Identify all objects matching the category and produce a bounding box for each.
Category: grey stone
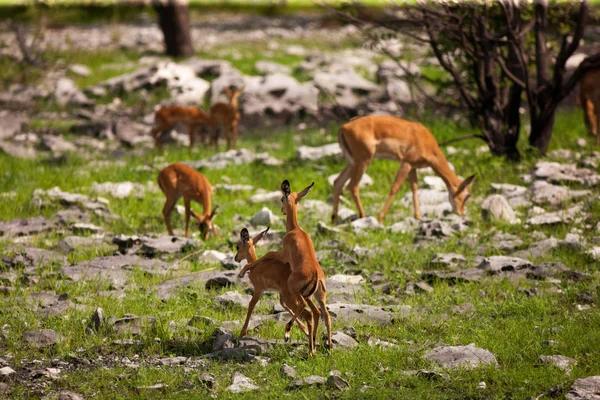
[533,161,600,186]
[328,172,372,187]
[314,67,383,111]
[491,232,524,251]
[297,143,341,161]
[389,218,420,233]
[154,270,239,300]
[0,112,25,140]
[58,391,85,400]
[425,344,498,369]
[70,223,104,234]
[0,217,56,237]
[422,268,484,284]
[198,250,228,264]
[327,374,350,390]
[69,64,91,77]
[0,141,37,159]
[540,355,577,374]
[250,207,281,226]
[317,221,343,235]
[40,135,77,154]
[220,255,240,270]
[289,375,327,389]
[139,236,200,257]
[214,183,254,192]
[281,363,297,378]
[227,372,259,393]
[477,256,532,274]
[57,236,106,253]
[56,209,91,225]
[62,255,169,288]
[216,291,251,308]
[351,217,380,233]
[430,253,467,268]
[91,181,149,199]
[249,191,281,204]
[23,329,63,348]
[0,366,15,377]
[490,183,528,199]
[481,195,519,223]
[526,205,582,226]
[55,77,91,106]
[3,247,67,269]
[566,376,600,400]
[514,238,559,259]
[330,331,359,349]
[255,60,292,75]
[198,373,216,390]
[185,149,281,170]
[327,302,410,325]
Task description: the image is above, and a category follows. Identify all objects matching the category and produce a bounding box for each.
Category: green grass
[1,108,600,398]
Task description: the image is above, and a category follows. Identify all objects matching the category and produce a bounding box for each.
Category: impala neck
[285,205,300,232]
[247,246,258,263]
[429,153,462,194]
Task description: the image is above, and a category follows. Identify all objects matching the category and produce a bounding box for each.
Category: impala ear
[456,174,476,195]
[235,87,244,96]
[224,87,233,98]
[281,180,291,198]
[209,205,219,220]
[240,228,250,244]
[253,227,269,244]
[296,182,314,204]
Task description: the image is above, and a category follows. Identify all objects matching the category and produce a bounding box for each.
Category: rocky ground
[0,8,600,400]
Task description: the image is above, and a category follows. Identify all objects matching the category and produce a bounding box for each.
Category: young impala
[150,106,212,150]
[235,227,312,339]
[580,69,600,144]
[157,163,218,239]
[210,87,243,150]
[256,180,332,355]
[332,115,475,223]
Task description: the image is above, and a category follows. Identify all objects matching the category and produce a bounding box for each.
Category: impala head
[196,205,219,240]
[235,227,269,262]
[224,87,244,108]
[280,180,314,216]
[449,174,476,216]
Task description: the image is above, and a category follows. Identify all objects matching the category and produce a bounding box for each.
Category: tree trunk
[154,0,194,58]
[529,112,556,154]
[483,110,521,161]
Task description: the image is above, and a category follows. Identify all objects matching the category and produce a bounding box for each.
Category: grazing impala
[157,163,218,239]
[261,180,332,355]
[151,106,212,150]
[210,87,243,149]
[332,115,475,223]
[580,69,600,144]
[235,227,312,339]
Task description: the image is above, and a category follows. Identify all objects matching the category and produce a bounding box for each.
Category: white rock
[249,191,281,204]
[423,176,446,191]
[0,366,15,376]
[351,217,380,233]
[297,143,341,161]
[250,207,281,226]
[69,64,91,77]
[328,274,364,285]
[481,195,520,224]
[328,172,373,187]
[588,247,600,260]
[198,250,228,264]
[227,372,259,393]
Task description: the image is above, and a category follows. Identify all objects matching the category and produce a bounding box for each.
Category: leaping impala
[331,115,475,223]
[580,69,600,145]
[157,163,219,239]
[210,87,243,150]
[235,227,313,339]
[151,106,212,150]
[259,180,332,355]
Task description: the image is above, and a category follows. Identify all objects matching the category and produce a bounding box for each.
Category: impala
[150,106,212,150]
[580,69,600,144]
[332,115,475,223]
[157,163,218,239]
[210,87,243,149]
[235,227,312,339]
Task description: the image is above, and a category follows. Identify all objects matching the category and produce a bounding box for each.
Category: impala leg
[314,282,332,350]
[162,194,179,236]
[347,160,371,219]
[233,121,238,149]
[284,296,312,348]
[240,292,261,337]
[379,162,412,223]
[183,198,191,238]
[226,124,233,150]
[331,163,352,223]
[188,123,195,150]
[408,169,421,220]
[305,297,320,355]
[281,291,310,337]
